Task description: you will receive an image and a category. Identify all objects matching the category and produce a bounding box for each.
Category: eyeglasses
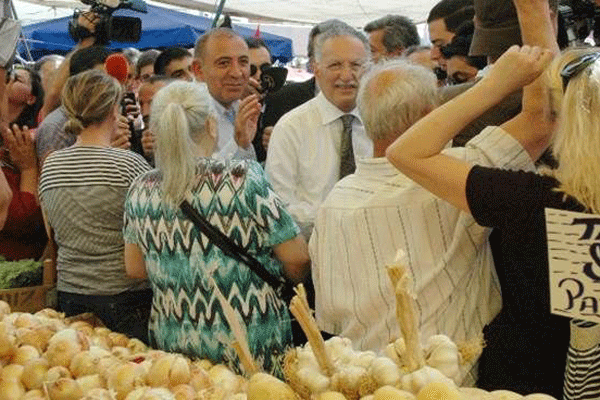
[560,52,600,90]
[250,62,271,76]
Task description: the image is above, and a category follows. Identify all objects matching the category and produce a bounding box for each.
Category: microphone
[105,53,129,84]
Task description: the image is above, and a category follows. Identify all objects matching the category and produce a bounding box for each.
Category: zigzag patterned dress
[123,159,300,377]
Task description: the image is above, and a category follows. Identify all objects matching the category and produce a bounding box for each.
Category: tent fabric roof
[19,4,293,61]
[15,0,439,28]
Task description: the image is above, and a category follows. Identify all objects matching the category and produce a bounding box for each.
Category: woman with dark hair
[0,67,47,260]
[4,67,44,129]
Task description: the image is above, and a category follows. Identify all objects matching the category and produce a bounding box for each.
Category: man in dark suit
[257,19,347,161]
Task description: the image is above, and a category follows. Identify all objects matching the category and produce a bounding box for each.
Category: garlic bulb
[368,357,401,387]
[0,321,16,360]
[1,363,24,381]
[416,381,460,400]
[21,389,46,400]
[489,390,524,399]
[0,300,11,319]
[373,385,415,400]
[423,335,460,383]
[15,326,55,352]
[46,366,73,383]
[459,387,494,400]
[522,395,557,400]
[400,365,455,395]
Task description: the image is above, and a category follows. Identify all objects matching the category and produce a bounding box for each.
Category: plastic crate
[0,259,56,313]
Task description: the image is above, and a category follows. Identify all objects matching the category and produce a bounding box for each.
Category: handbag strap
[180,200,285,292]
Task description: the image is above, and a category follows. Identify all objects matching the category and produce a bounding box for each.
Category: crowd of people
[1,0,599,397]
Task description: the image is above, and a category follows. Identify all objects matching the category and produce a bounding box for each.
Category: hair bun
[63,116,85,136]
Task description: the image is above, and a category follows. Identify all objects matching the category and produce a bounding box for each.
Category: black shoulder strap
[180,200,284,292]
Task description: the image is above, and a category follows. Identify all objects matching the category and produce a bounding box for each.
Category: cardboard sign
[546,208,600,323]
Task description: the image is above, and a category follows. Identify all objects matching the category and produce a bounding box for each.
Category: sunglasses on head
[250,63,271,76]
[560,52,600,90]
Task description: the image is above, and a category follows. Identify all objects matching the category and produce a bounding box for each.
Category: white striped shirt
[309,126,535,383]
[39,146,151,295]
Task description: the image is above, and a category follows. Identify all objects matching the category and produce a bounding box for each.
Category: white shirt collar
[315,92,362,126]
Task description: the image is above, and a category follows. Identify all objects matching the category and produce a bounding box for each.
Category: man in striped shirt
[309,58,537,384]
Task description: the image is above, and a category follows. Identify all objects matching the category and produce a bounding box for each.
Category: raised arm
[386,46,553,213]
[501,0,560,162]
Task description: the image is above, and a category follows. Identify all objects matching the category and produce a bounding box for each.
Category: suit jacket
[253,77,317,162]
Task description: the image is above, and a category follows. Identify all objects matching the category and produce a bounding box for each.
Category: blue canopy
[19,4,293,63]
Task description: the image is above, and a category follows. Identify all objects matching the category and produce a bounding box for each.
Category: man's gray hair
[314,24,370,63]
[358,59,439,142]
[363,15,421,53]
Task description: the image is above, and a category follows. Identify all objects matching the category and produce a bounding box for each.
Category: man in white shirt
[265,24,372,237]
[192,28,261,160]
[309,59,536,383]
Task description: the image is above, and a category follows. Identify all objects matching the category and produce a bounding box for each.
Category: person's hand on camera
[234,94,261,149]
[112,115,131,149]
[3,125,37,172]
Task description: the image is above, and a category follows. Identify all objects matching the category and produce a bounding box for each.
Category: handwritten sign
[546,208,600,323]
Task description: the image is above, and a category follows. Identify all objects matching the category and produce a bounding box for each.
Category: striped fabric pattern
[564,319,600,399]
[309,126,536,385]
[39,146,151,295]
[123,159,300,377]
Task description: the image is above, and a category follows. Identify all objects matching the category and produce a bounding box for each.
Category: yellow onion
[189,365,212,391]
[12,344,40,365]
[21,357,50,390]
[21,389,46,400]
[108,332,129,348]
[0,301,11,319]
[171,384,196,400]
[46,366,73,383]
[46,377,83,400]
[69,321,95,337]
[112,346,132,360]
[1,364,24,382]
[124,387,176,400]
[34,309,64,320]
[0,321,16,360]
[0,375,25,400]
[81,388,118,400]
[15,327,55,352]
[127,338,148,354]
[107,362,147,400]
[70,349,106,378]
[147,354,191,388]
[76,374,105,392]
[45,329,88,367]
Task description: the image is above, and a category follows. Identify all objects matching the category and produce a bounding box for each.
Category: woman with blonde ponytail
[123,81,310,377]
[39,69,152,342]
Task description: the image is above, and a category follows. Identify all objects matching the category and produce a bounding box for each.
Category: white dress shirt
[309,126,536,383]
[265,92,373,236]
[211,97,256,161]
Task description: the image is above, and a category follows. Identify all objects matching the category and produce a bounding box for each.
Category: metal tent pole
[211,0,226,28]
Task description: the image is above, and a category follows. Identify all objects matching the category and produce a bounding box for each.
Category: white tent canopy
[12,0,436,57]
[13,0,439,27]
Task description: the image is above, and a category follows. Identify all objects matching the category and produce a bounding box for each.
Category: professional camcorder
[558,0,600,46]
[69,0,147,45]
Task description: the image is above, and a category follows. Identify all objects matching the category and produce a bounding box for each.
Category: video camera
[558,0,600,47]
[69,0,147,45]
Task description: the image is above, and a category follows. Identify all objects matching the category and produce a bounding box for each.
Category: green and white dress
[124,159,299,377]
